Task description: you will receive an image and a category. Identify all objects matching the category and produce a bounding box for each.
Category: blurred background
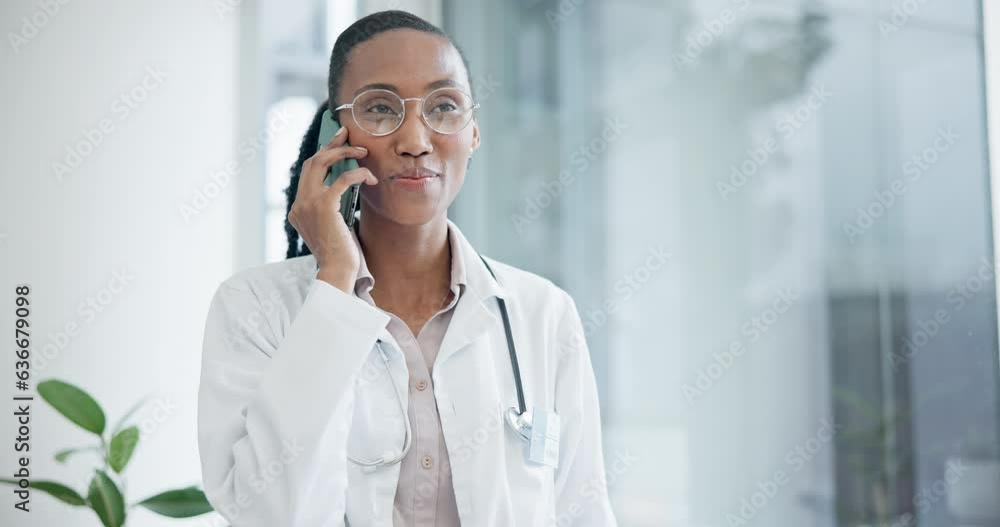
[3,0,1000,525]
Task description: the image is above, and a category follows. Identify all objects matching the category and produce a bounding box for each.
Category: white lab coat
[197,219,616,526]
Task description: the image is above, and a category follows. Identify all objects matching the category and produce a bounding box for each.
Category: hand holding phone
[316,109,362,228]
[288,109,377,292]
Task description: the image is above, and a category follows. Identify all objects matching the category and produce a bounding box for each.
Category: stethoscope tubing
[478,255,528,417]
[345,243,531,469]
[346,341,413,467]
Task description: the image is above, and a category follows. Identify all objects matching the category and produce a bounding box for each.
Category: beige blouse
[349,223,465,526]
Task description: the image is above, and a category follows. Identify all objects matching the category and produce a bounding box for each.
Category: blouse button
[415,379,428,391]
[421,455,433,469]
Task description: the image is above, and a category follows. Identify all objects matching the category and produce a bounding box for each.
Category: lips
[392,168,439,180]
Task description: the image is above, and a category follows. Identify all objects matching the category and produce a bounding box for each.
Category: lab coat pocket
[513,450,557,523]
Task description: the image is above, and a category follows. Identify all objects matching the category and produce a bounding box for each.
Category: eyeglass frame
[332,87,481,137]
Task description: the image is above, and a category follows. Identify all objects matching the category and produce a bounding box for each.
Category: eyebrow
[353,78,461,97]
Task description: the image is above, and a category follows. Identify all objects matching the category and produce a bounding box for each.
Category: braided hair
[283,10,475,259]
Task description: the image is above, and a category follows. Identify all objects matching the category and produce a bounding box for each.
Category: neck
[356,209,451,307]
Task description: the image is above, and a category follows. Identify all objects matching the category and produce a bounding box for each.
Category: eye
[427,101,458,114]
[369,103,397,115]
[358,94,402,116]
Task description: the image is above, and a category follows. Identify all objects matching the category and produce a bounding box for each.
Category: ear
[470,118,481,154]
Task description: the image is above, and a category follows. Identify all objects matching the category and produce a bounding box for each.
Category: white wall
[0,1,241,525]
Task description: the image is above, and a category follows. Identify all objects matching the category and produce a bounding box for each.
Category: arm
[197,276,390,526]
[552,290,618,526]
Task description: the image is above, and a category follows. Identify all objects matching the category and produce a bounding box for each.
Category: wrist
[316,266,355,294]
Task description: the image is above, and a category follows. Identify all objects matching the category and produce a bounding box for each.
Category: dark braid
[283,101,327,259]
[283,10,475,259]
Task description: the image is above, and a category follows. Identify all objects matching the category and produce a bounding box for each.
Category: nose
[393,100,433,158]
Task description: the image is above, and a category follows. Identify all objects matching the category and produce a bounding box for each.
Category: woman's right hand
[288,125,378,293]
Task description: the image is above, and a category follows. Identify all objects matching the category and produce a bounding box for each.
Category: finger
[319,123,349,150]
[311,144,368,169]
[326,167,377,200]
[297,124,347,198]
[298,145,368,196]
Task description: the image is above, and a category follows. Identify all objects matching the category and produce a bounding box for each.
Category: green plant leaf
[87,470,126,527]
[832,386,880,420]
[55,445,103,464]
[0,478,86,506]
[107,427,139,473]
[136,486,214,518]
[111,394,152,436]
[38,379,106,436]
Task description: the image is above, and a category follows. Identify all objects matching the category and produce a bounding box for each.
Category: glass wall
[444,0,1000,525]
[251,0,1000,524]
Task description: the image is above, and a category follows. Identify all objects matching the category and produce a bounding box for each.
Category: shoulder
[477,256,576,323]
[476,258,590,382]
[204,256,322,347]
[481,255,570,297]
[210,255,317,310]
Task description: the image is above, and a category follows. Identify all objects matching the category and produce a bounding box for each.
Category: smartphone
[316,109,361,229]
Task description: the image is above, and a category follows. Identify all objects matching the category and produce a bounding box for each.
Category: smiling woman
[196,9,617,527]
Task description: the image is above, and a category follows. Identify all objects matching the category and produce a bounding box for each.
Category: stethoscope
[347,253,532,469]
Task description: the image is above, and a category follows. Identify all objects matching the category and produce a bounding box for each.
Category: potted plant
[1,379,214,526]
[831,386,915,527]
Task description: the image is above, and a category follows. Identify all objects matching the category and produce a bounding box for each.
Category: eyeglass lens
[351,88,475,135]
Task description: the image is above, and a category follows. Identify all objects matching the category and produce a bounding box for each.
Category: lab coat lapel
[435,294,495,369]
[435,219,508,369]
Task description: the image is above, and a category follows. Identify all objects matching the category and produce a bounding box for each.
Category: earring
[467,155,474,169]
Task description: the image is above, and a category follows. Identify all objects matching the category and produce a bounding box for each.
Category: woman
[197,10,616,526]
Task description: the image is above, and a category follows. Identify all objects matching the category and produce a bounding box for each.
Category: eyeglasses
[333,87,479,136]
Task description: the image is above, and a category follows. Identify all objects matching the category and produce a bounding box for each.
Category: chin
[361,198,446,226]
[389,208,441,226]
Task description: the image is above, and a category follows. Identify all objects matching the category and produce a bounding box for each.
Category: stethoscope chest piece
[506,405,562,468]
[505,407,533,442]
